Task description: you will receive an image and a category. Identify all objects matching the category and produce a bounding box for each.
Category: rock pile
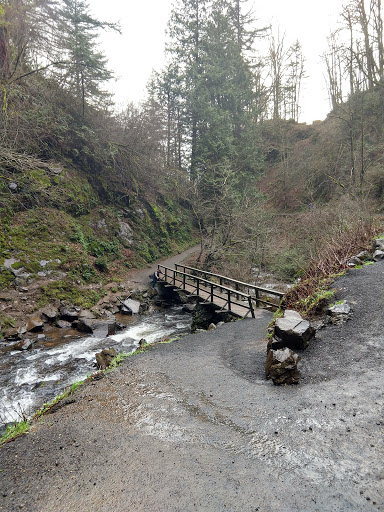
[266,309,315,385]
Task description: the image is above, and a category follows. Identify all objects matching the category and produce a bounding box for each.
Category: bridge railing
[174,263,284,307]
[158,265,256,318]
[158,265,283,318]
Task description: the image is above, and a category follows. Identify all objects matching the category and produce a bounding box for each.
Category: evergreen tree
[55,0,119,119]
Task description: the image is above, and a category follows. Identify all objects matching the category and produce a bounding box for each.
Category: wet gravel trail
[1,262,384,512]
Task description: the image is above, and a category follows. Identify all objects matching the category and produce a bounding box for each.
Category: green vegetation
[0,420,30,444]
[38,281,106,309]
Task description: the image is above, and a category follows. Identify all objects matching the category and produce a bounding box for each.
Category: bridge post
[235,283,240,300]
[183,272,186,290]
[197,278,200,296]
[173,270,176,286]
[227,290,231,311]
[210,283,214,302]
[255,289,260,308]
[248,296,255,318]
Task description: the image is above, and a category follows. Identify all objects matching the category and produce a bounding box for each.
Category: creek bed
[0,306,191,429]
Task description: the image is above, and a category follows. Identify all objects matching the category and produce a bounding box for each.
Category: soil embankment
[1,261,384,511]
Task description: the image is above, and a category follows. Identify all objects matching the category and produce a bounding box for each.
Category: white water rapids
[0,306,191,429]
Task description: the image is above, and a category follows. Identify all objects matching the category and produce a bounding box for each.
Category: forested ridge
[0,0,383,335]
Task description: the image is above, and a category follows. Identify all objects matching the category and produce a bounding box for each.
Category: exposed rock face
[265,347,301,385]
[95,348,117,370]
[118,220,134,246]
[274,310,315,350]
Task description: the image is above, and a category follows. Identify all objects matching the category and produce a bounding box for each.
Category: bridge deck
[158,265,283,318]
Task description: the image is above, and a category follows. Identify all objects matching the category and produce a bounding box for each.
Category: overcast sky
[89,0,345,123]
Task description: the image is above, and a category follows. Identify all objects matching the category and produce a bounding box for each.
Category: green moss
[38,280,105,308]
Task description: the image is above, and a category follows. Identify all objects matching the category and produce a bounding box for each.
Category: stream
[0,306,191,429]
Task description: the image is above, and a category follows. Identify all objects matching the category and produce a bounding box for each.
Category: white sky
[89,0,345,123]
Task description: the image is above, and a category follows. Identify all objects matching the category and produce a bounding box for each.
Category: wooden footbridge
[157,263,284,319]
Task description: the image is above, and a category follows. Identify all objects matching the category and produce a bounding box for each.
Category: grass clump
[0,420,30,444]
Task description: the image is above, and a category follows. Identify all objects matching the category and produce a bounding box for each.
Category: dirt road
[1,261,383,511]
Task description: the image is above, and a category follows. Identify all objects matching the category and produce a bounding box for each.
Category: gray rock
[56,319,72,329]
[41,308,58,322]
[327,301,352,324]
[373,250,384,261]
[8,182,17,191]
[79,310,97,320]
[74,318,94,333]
[328,301,351,316]
[348,256,363,266]
[59,306,79,321]
[182,303,195,313]
[121,298,141,315]
[208,323,216,331]
[265,347,301,385]
[374,239,384,251]
[119,221,134,246]
[356,250,371,261]
[274,310,315,350]
[3,258,18,270]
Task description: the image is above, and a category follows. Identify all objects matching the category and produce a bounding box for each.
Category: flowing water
[0,306,191,429]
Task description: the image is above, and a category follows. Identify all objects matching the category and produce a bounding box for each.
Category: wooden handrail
[159,265,251,298]
[174,264,284,298]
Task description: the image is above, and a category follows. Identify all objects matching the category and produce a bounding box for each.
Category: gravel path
[1,261,383,512]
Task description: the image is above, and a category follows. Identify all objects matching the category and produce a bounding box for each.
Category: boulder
[373,250,384,261]
[4,329,21,342]
[348,256,363,267]
[107,323,117,336]
[265,347,301,385]
[356,250,371,261]
[327,301,352,324]
[182,303,195,313]
[79,309,98,320]
[95,348,117,370]
[26,316,44,332]
[208,323,216,331]
[120,298,141,315]
[13,338,34,351]
[274,310,315,350]
[41,307,58,322]
[59,305,79,322]
[74,318,94,333]
[374,239,384,251]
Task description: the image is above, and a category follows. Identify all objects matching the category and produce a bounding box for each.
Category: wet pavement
[1,263,384,511]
